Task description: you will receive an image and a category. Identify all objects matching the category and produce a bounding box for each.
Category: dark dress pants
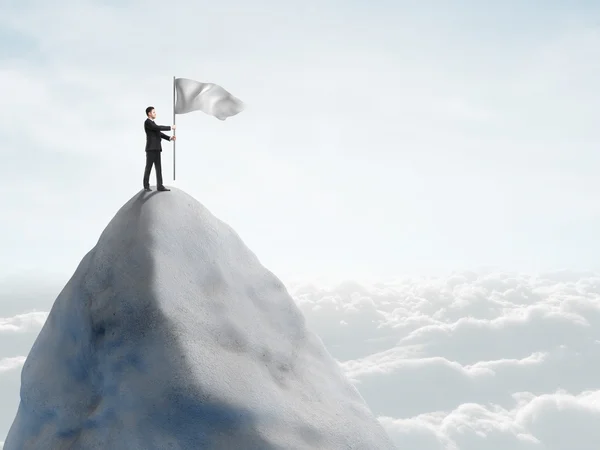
[143,150,163,188]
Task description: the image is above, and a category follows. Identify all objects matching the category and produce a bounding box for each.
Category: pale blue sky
[1,0,600,282]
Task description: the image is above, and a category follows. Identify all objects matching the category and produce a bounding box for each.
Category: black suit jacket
[144,118,172,152]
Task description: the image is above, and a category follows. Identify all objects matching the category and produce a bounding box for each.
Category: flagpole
[172,75,176,180]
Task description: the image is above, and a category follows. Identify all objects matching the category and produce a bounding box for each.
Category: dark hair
[145,106,154,116]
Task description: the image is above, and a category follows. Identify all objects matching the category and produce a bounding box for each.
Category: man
[143,106,176,192]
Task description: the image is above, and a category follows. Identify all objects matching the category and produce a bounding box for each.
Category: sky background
[1,0,600,448]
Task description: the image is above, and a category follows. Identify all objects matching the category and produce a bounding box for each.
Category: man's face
[148,109,156,119]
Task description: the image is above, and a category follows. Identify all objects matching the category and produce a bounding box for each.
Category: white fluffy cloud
[288,271,600,449]
[0,312,48,333]
[0,357,25,374]
[2,270,600,448]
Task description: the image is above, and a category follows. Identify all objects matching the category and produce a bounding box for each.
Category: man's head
[146,106,156,119]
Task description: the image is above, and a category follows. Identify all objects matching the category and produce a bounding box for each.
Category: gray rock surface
[4,187,396,449]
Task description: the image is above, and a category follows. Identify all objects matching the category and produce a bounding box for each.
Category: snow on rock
[4,187,396,449]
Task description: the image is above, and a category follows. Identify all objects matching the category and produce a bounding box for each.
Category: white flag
[174,77,244,120]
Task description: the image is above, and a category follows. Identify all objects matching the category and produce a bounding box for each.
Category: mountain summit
[4,188,396,449]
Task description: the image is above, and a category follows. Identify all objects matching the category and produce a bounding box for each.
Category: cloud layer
[288,271,600,448]
[2,270,600,448]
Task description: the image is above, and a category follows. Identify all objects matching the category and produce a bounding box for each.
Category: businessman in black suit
[143,106,175,192]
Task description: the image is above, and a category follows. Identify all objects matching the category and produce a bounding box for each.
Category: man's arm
[160,132,171,140]
[145,119,171,131]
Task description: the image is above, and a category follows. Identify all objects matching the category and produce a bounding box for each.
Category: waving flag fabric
[174,77,244,120]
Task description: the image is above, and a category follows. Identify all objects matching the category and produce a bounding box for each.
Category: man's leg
[143,151,154,190]
[155,152,170,191]
[155,152,163,187]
